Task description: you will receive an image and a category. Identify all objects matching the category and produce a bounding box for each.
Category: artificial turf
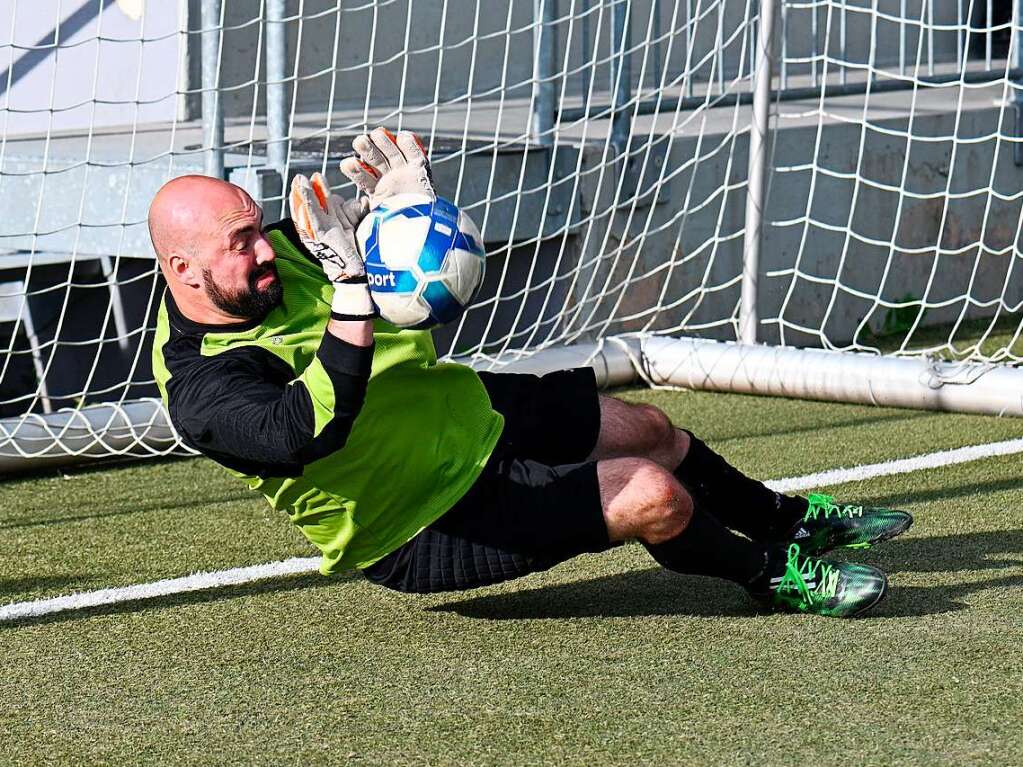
[1,388,1022,765]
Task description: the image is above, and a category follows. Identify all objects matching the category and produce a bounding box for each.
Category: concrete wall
[0,0,180,134]
[0,0,973,137]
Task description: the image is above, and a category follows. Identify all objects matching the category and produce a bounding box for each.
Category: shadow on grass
[875,527,1023,574]
[1,571,357,631]
[858,475,1023,514]
[432,529,1023,621]
[0,492,255,530]
[712,409,932,444]
[7,529,1022,627]
[0,574,92,594]
[429,566,754,620]
[874,573,1023,618]
[859,528,1023,616]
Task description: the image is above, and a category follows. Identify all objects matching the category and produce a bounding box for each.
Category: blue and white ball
[356,193,486,329]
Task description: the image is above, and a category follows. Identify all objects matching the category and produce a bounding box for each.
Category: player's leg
[587,395,690,467]
[598,457,889,618]
[474,368,603,466]
[590,394,912,552]
[474,367,908,559]
[598,456,768,584]
[363,449,888,617]
[361,454,614,594]
[588,395,806,537]
[363,440,770,597]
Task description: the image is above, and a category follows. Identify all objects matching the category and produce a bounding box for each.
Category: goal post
[1,0,1023,472]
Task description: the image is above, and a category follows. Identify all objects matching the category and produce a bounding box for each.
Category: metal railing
[199,0,1017,171]
[555,1,1018,125]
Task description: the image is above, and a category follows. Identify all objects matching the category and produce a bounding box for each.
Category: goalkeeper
[149,128,912,619]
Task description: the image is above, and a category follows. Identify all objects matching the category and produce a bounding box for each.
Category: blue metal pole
[266,0,289,177]
[610,0,632,157]
[532,0,557,146]
[201,0,224,179]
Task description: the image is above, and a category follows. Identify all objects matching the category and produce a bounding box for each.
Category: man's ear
[167,251,203,289]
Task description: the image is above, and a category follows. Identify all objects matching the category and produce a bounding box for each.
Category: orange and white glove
[339,127,436,209]
[289,172,376,320]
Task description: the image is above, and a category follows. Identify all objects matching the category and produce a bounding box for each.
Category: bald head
[148,175,258,261]
[150,175,280,324]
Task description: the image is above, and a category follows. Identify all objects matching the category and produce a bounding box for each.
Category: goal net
[1,0,1021,470]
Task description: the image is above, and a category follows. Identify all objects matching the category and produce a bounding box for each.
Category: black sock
[673,431,808,540]
[643,507,771,587]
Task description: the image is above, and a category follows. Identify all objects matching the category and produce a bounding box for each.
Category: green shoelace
[775,543,841,609]
[804,493,863,521]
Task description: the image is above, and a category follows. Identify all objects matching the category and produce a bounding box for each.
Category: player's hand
[289,172,376,320]
[339,127,436,209]
[289,172,367,282]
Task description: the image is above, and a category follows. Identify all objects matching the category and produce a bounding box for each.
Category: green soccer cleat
[752,543,888,618]
[780,493,913,555]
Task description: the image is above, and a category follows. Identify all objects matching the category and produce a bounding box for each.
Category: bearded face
[202,261,283,320]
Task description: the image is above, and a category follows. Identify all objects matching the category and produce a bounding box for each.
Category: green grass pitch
[2,388,1022,765]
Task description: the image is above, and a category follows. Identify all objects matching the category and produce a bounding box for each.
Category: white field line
[0,556,320,622]
[766,436,1023,494]
[4,436,1023,623]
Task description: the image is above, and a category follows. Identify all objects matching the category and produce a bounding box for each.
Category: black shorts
[362,367,613,593]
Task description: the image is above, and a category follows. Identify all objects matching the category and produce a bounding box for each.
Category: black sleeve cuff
[317,332,375,377]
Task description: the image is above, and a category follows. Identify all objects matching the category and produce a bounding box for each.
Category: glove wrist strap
[330,280,377,321]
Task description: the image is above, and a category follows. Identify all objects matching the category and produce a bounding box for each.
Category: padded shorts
[362,368,613,593]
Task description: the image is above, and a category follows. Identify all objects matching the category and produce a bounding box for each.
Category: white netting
[0,0,1020,467]
[768,0,1023,366]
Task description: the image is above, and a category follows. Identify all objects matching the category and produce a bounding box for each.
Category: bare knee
[599,458,694,544]
[634,403,672,447]
[638,470,693,543]
[593,398,689,468]
[634,404,689,468]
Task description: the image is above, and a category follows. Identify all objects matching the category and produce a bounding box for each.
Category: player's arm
[169,337,373,476]
[169,175,380,476]
[245,171,380,468]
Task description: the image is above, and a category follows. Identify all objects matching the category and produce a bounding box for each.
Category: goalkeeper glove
[288,172,376,321]
[339,127,436,209]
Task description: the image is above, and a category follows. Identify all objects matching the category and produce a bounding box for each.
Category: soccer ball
[356,193,486,329]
